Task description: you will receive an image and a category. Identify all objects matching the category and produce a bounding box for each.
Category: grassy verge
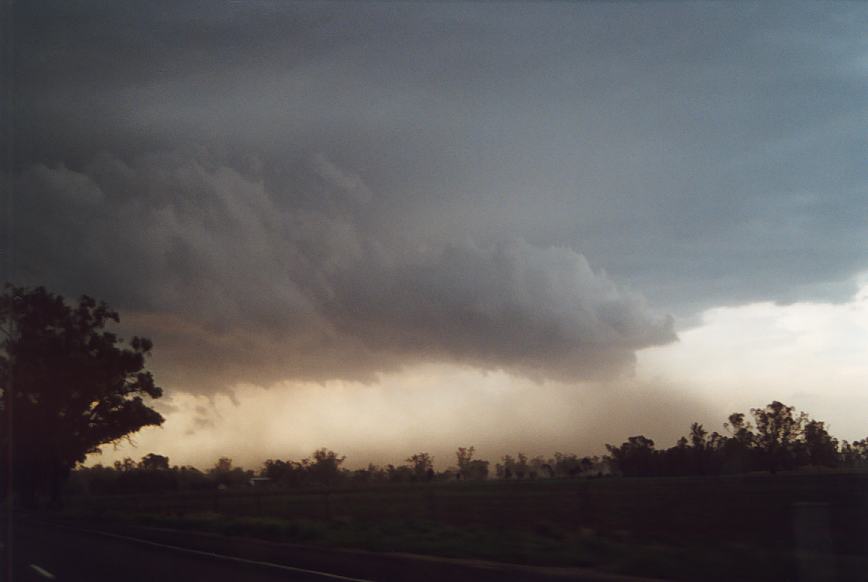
[54,507,866,581]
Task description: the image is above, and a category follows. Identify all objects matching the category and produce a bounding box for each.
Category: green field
[61,471,868,580]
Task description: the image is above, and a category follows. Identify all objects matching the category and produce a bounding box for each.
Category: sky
[8,1,868,469]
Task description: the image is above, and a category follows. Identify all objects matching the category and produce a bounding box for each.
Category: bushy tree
[208,457,250,488]
[405,452,435,481]
[456,446,489,480]
[751,401,808,473]
[802,420,838,467]
[606,436,659,477]
[306,448,346,486]
[139,453,170,471]
[0,286,164,506]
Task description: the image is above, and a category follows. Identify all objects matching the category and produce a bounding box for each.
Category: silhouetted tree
[139,453,170,471]
[553,452,582,478]
[802,420,838,467]
[0,285,164,507]
[208,457,250,488]
[751,401,807,473]
[307,448,346,486]
[606,436,659,477]
[455,446,489,480]
[406,452,434,481]
[349,463,388,485]
[721,412,756,473]
[839,438,868,467]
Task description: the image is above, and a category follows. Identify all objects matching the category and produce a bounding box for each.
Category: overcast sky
[10,1,868,468]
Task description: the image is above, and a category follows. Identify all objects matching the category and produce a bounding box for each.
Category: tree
[455,446,489,480]
[208,457,251,488]
[722,412,756,473]
[606,436,659,477]
[405,452,434,481]
[553,452,582,478]
[0,285,164,507]
[751,401,807,473]
[802,420,838,467]
[307,448,346,486]
[139,453,170,471]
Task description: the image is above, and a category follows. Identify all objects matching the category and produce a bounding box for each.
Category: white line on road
[29,564,56,579]
[60,525,375,582]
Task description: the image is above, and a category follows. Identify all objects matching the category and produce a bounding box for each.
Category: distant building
[248,477,272,488]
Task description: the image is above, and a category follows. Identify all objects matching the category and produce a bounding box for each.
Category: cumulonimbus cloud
[13,150,675,391]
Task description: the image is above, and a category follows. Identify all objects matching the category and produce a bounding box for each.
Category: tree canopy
[0,285,164,506]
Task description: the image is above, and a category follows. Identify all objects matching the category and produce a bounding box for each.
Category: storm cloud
[9,1,868,393]
[15,150,673,389]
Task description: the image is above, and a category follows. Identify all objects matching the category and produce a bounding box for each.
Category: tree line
[70,445,600,495]
[69,399,868,496]
[606,401,868,477]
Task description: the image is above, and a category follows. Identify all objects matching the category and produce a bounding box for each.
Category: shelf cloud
[15,151,674,391]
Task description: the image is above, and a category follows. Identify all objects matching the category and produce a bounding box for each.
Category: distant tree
[139,453,170,471]
[0,286,164,507]
[514,453,529,479]
[306,448,346,486]
[176,465,211,491]
[802,420,838,467]
[529,455,549,478]
[689,423,709,474]
[386,463,414,482]
[406,452,435,481]
[840,438,868,467]
[606,436,659,477]
[456,446,475,474]
[721,412,756,473]
[212,456,233,474]
[751,401,807,473]
[497,454,516,479]
[114,457,137,472]
[553,452,582,478]
[689,423,708,449]
[455,446,489,480]
[349,463,388,485]
[208,457,249,488]
[497,453,534,479]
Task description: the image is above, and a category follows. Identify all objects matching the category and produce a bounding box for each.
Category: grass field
[60,471,868,580]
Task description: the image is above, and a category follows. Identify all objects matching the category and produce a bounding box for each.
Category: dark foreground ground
[1,518,655,582]
[7,471,868,581]
[5,519,353,582]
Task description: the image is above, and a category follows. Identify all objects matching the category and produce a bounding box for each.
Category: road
[3,521,371,582]
[1,519,660,582]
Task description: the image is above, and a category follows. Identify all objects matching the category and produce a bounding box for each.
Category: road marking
[60,525,374,582]
[29,564,56,579]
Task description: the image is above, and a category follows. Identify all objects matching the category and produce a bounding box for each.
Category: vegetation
[64,399,868,498]
[61,473,868,581]
[606,403,868,478]
[0,285,164,507]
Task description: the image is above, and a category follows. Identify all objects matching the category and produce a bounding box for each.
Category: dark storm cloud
[14,151,674,390]
[10,2,868,388]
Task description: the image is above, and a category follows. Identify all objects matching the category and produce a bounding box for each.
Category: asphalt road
[3,521,371,582]
[1,518,660,582]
